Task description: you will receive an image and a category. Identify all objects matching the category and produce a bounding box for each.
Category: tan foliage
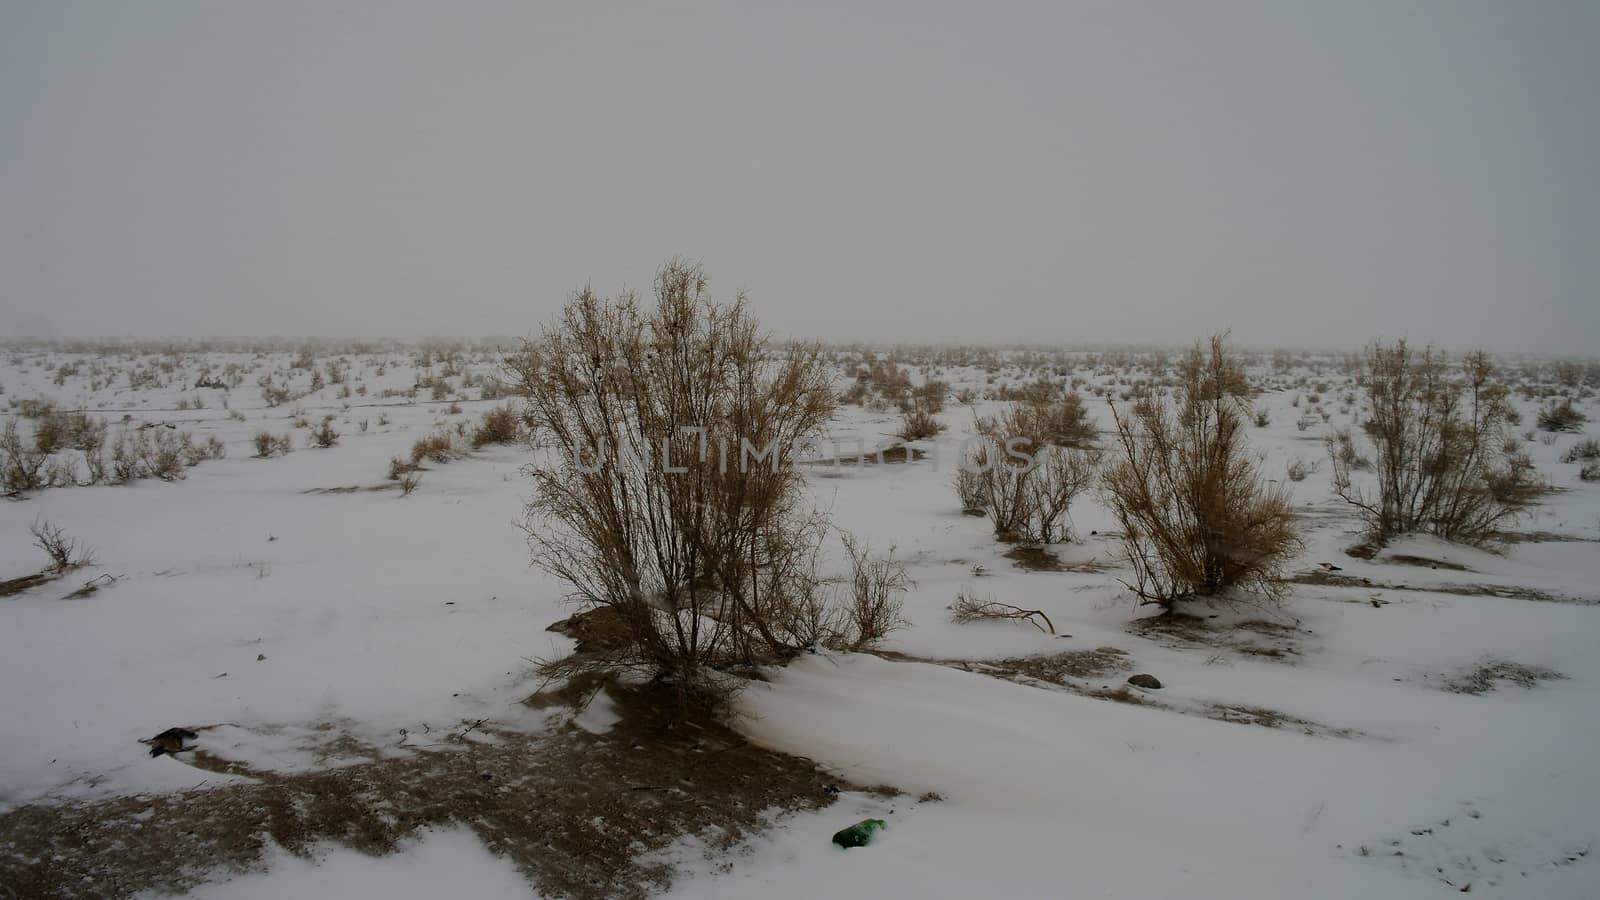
[1102,334,1299,607]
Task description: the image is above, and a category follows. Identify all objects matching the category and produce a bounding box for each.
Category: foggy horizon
[3,1,1597,353]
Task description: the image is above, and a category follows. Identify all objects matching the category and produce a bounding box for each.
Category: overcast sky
[1,1,1596,352]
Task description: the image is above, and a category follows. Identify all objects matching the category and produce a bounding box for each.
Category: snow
[161,826,538,900]
[3,347,1598,897]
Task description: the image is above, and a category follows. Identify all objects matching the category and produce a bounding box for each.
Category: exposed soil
[882,648,1359,738]
[1204,703,1361,738]
[1382,554,1470,572]
[546,606,634,655]
[1004,545,1065,572]
[0,684,842,900]
[988,646,1132,683]
[1443,659,1566,696]
[1496,530,1600,545]
[1129,611,1305,662]
[1290,569,1593,605]
[803,443,927,466]
[1001,545,1111,573]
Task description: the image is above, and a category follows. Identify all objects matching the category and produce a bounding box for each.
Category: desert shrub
[43,457,78,487]
[479,377,513,400]
[914,380,949,414]
[106,427,206,482]
[954,460,987,514]
[1537,398,1587,433]
[471,403,522,447]
[957,406,1101,543]
[258,377,291,408]
[955,387,978,405]
[897,406,944,441]
[410,432,459,464]
[1,417,48,494]
[837,535,911,650]
[30,519,94,571]
[143,431,189,479]
[32,413,65,454]
[32,410,103,455]
[1327,428,1372,471]
[388,455,417,480]
[1330,344,1539,545]
[253,431,292,458]
[511,260,837,705]
[14,397,55,418]
[310,419,339,448]
[1102,335,1300,608]
[1581,462,1600,482]
[399,471,422,495]
[1286,457,1319,482]
[841,378,870,406]
[1562,438,1600,463]
[83,444,107,484]
[1011,389,1100,445]
[1254,408,1270,428]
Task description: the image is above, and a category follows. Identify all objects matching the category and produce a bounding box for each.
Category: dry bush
[512,259,836,706]
[388,455,417,480]
[2,417,48,494]
[410,432,459,464]
[13,397,55,419]
[106,428,216,482]
[1102,334,1299,608]
[1537,398,1587,433]
[1581,462,1600,482]
[953,455,988,514]
[914,379,949,414]
[838,534,911,650]
[1020,389,1096,448]
[43,457,79,487]
[258,379,291,408]
[310,419,339,448]
[897,405,944,441]
[1286,457,1319,482]
[399,471,422,495]
[1327,428,1372,471]
[478,377,513,400]
[140,431,187,480]
[30,518,94,572]
[63,413,108,454]
[956,405,1102,543]
[199,435,227,463]
[253,431,292,458]
[1563,438,1600,463]
[1330,344,1540,545]
[949,589,1055,634]
[471,403,522,447]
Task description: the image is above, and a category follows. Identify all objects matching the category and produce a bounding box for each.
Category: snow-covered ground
[2,345,1597,898]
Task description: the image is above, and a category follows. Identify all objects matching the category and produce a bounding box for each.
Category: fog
[2,1,1596,352]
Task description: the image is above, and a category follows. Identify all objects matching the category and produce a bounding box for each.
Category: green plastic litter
[831,818,887,849]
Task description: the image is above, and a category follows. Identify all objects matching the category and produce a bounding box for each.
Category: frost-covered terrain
[1,344,1597,898]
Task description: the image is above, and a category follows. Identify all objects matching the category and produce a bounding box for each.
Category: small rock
[1128,673,1162,689]
[256,654,266,661]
